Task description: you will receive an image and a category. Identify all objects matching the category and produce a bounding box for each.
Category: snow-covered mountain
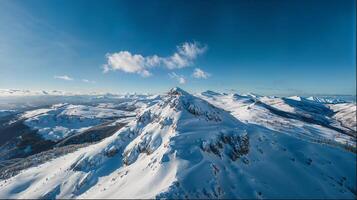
[0,88,355,199]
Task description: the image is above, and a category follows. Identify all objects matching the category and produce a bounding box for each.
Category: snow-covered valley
[0,88,355,199]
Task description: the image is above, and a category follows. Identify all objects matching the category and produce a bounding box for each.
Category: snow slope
[0,88,355,199]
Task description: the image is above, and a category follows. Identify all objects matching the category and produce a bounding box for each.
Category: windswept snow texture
[0,88,355,199]
[21,104,133,141]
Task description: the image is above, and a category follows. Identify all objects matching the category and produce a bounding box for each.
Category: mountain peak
[168,87,190,96]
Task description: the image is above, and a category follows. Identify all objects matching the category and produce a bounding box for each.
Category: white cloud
[163,53,190,69]
[103,42,206,77]
[168,72,186,84]
[54,75,73,81]
[103,51,152,77]
[82,79,96,84]
[192,68,211,79]
[178,42,207,59]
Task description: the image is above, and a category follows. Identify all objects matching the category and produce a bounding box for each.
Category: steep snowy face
[21,104,133,141]
[73,87,249,197]
[117,87,247,165]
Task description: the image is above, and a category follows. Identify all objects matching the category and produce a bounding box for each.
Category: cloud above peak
[192,68,210,79]
[178,42,207,59]
[103,51,153,77]
[103,42,207,77]
[54,75,73,81]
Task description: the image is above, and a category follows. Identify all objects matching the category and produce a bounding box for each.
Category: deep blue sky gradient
[0,0,355,95]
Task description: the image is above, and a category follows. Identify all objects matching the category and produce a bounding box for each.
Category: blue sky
[0,0,355,95]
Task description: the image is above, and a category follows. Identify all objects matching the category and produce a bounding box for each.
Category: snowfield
[0,88,355,199]
[21,104,134,141]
